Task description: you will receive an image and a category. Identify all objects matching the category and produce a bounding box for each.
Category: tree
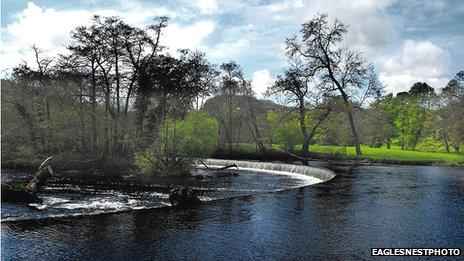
[207,61,247,151]
[268,59,331,158]
[437,71,464,152]
[243,82,267,154]
[286,13,382,155]
[378,94,396,149]
[394,92,427,150]
[267,111,301,152]
[363,102,391,148]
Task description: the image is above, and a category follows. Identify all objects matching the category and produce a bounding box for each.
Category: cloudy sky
[1,0,463,96]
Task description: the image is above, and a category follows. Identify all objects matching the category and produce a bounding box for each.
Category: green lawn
[309,145,464,163]
[232,143,464,164]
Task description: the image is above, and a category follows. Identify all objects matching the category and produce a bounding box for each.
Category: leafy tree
[394,92,426,150]
[378,94,398,149]
[363,102,391,148]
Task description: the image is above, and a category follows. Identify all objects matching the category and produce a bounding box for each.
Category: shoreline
[211,149,464,167]
[2,149,463,174]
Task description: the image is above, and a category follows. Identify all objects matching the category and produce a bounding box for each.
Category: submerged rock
[169,186,201,207]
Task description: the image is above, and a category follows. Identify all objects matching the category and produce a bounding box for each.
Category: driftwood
[1,131,124,204]
[1,151,107,204]
[198,159,238,171]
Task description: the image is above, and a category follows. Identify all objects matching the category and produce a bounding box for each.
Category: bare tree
[269,54,332,159]
[286,13,381,155]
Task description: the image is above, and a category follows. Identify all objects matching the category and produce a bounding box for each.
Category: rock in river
[169,186,201,207]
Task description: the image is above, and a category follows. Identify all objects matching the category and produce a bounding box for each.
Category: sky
[1,0,463,97]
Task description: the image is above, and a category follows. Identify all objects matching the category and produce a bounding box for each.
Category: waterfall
[203,159,336,182]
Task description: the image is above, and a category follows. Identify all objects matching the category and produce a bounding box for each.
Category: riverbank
[212,147,464,167]
[2,145,463,174]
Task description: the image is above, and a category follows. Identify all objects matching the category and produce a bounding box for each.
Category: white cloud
[194,0,218,14]
[1,2,90,71]
[267,0,304,12]
[162,21,215,52]
[379,40,451,94]
[251,69,274,98]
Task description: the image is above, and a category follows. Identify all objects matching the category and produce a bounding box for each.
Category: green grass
[232,143,464,164]
[309,145,464,163]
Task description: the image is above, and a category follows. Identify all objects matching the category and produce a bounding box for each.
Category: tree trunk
[444,139,450,153]
[298,96,310,160]
[14,102,41,151]
[330,74,362,155]
[90,63,98,152]
[346,108,362,155]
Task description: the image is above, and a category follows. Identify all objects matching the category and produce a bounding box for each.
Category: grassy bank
[228,144,464,165]
[309,145,464,164]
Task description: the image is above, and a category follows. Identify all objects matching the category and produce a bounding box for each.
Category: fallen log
[2,151,107,204]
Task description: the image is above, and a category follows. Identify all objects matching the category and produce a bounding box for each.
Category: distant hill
[201,95,287,145]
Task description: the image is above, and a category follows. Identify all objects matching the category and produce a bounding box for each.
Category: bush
[16,145,34,160]
[173,111,219,157]
[134,111,219,175]
[134,148,193,176]
[416,136,444,152]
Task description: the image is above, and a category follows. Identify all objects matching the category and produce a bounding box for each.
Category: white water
[2,161,336,222]
[203,159,336,182]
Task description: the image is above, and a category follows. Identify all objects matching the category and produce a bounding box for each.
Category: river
[2,162,463,260]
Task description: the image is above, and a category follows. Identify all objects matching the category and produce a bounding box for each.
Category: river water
[2,162,463,260]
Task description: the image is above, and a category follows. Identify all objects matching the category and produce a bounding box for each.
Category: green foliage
[416,136,444,152]
[267,111,301,151]
[16,145,34,160]
[394,96,426,149]
[134,149,156,174]
[173,111,219,157]
[134,147,194,176]
[1,158,37,170]
[133,111,218,175]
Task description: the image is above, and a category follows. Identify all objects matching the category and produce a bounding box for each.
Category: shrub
[134,111,219,175]
[16,145,34,160]
[416,136,444,152]
[173,111,219,157]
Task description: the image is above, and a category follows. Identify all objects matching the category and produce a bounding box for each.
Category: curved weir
[204,159,336,182]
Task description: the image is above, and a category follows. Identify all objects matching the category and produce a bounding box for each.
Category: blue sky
[1,0,463,96]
